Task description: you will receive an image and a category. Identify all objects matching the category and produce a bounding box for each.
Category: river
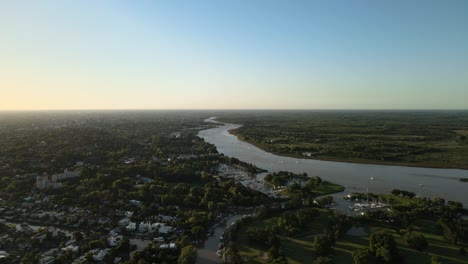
[198,119,468,206]
[196,214,243,264]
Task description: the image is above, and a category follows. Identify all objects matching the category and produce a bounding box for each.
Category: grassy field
[281,181,345,199]
[237,212,468,264]
[232,184,468,264]
[333,220,468,264]
[313,181,345,196]
[236,209,332,264]
[217,110,468,169]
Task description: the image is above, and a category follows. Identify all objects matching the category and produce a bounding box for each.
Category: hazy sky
[1,0,467,110]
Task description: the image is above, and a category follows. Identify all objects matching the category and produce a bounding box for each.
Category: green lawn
[280,181,345,198]
[335,222,468,264]
[313,181,345,195]
[237,211,468,264]
[237,209,331,264]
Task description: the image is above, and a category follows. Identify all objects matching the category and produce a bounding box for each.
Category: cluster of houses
[0,224,77,264]
[2,211,178,264]
[125,221,173,235]
[119,211,175,240]
[73,248,112,263]
[0,197,181,263]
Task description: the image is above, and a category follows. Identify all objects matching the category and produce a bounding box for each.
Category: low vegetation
[218,110,468,169]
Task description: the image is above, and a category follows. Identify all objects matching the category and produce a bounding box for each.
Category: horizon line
[1,108,468,112]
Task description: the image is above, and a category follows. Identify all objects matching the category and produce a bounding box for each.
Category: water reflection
[199,121,468,206]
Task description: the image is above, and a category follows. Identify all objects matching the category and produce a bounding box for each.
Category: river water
[196,214,243,264]
[198,120,468,206]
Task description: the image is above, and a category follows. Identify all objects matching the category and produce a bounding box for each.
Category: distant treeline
[217,110,468,169]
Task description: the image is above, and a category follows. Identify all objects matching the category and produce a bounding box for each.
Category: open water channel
[195,118,468,263]
[198,118,468,206]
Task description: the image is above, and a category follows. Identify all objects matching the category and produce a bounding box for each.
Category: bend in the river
[198,118,468,206]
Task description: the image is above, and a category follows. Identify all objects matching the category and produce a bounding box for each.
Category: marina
[199,119,468,207]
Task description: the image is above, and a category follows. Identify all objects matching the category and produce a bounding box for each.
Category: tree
[287,196,303,208]
[288,182,301,192]
[431,255,442,264]
[352,249,370,264]
[178,245,197,264]
[73,231,84,242]
[459,247,466,255]
[314,256,334,264]
[315,196,333,207]
[404,232,428,251]
[314,176,323,186]
[306,178,316,189]
[268,245,280,260]
[114,237,131,254]
[229,242,244,264]
[21,253,37,264]
[179,235,192,248]
[152,135,162,147]
[369,230,400,263]
[85,252,94,262]
[311,235,334,257]
[191,225,205,241]
[438,219,459,245]
[88,239,105,249]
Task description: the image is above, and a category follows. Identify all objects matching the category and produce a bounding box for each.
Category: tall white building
[51,169,80,181]
[36,169,80,189]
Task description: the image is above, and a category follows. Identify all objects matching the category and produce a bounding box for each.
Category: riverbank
[198,118,468,264]
[228,129,468,170]
[197,214,245,264]
[198,119,468,207]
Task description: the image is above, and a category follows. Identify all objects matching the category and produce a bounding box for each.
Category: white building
[108,234,123,247]
[61,245,79,253]
[157,223,173,234]
[129,200,142,206]
[51,169,80,181]
[36,169,80,189]
[159,243,176,249]
[138,222,161,233]
[93,249,110,262]
[125,222,136,231]
[0,251,9,260]
[36,175,62,189]
[118,218,130,227]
